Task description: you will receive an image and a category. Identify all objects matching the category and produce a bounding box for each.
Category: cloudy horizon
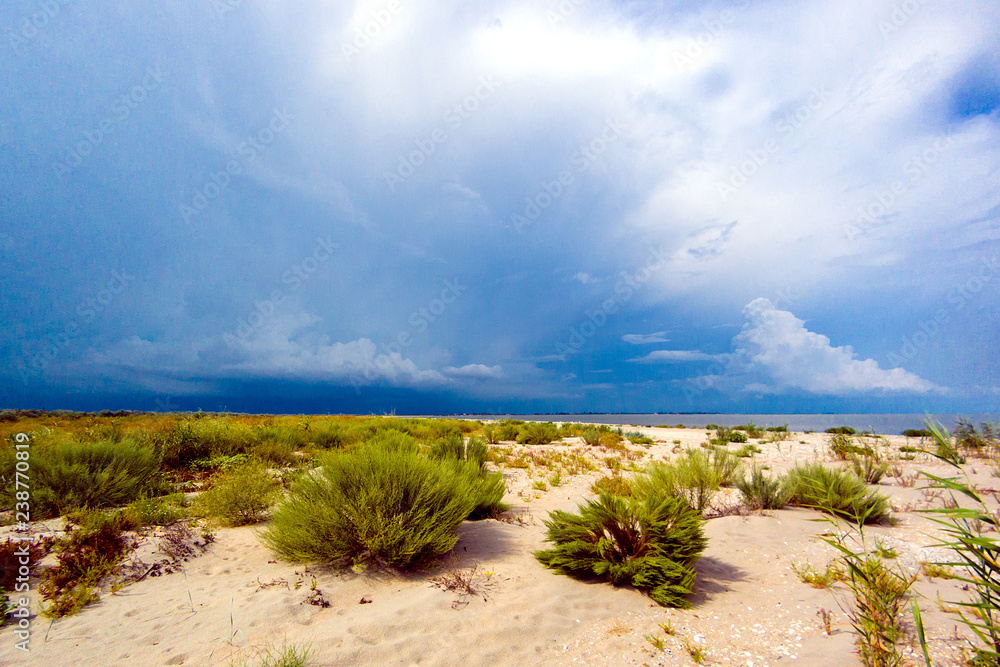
[2,0,998,415]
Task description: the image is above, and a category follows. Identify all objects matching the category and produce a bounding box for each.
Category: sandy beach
[1,423,992,666]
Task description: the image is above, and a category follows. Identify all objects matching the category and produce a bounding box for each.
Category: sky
[1,0,998,415]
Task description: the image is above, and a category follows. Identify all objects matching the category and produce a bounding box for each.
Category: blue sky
[1,0,998,415]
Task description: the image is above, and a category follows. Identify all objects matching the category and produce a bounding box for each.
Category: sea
[449,414,1000,434]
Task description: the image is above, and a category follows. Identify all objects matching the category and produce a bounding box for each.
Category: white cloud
[442,364,504,380]
[573,271,600,285]
[622,331,670,344]
[87,311,453,388]
[630,349,723,363]
[729,298,938,394]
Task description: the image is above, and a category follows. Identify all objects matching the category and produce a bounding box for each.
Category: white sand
[0,426,990,666]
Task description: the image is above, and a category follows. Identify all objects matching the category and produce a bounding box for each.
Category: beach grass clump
[40,509,135,618]
[125,492,189,527]
[194,459,280,526]
[517,422,561,445]
[429,434,488,470]
[792,560,846,588]
[736,466,788,510]
[0,436,164,518]
[534,492,707,607]
[261,431,497,568]
[910,421,1000,664]
[581,427,602,446]
[497,420,523,442]
[591,474,633,497]
[632,448,738,513]
[784,463,891,524]
[849,452,888,485]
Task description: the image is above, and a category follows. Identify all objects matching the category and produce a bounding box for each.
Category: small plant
[580,427,602,446]
[827,426,857,435]
[733,443,763,458]
[591,474,632,497]
[532,480,548,492]
[793,560,846,588]
[849,452,889,485]
[920,562,955,580]
[126,493,188,527]
[874,541,897,559]
[683,636,707,663]
[549,473,563,487]
[736,467,788,510]
[517,422,560,445]
[632,448,730,514]
[818,608,834,635]
[534,492,707,607]
[40,510,136,618]
[195,460,280,526]
[644,634,665,651]
[784,463,891,524]
[482,424,500,444]
[659,620,676,635]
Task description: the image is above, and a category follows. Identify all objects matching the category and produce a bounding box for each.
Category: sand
[0,425,991,666]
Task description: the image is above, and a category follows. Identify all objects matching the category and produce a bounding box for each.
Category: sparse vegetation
[40,509,136,618]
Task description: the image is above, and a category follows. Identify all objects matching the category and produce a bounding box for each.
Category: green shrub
[784,463,890,524]
[0,437,163,518]
[727,430,748,443]
[125,493,188,527]
[581,427,602,446]
[828,433,873,461]
[901,429,931,438]
[826,426,856,435]
[734,423,764,438]
[429,434,488,470]
[261,432,488,568]
[849,453,888,485]
[482,424,500,444]
[534,493,707,607]
[195,460,279,526]
[736,467,788,510]
[733,444,763,458]
[591,474,632,497]
[40,510,135,618]
[711,448,741,487]
[497,422,522,442]
[632,449,722,514]
[517,422,560,445]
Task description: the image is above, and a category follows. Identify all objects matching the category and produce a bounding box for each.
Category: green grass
[40,509,135,618]
[534,492,707,607]
[792,560,846,588]
[0,436,164,518]
[784,463,891,524]
[736,466,788,510]
[261,431,498,569]
[194,460,280,526]
[631,448,739,514]
[591,474,632,497]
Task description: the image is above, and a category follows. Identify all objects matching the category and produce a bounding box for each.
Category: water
[452,413,1000,434]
